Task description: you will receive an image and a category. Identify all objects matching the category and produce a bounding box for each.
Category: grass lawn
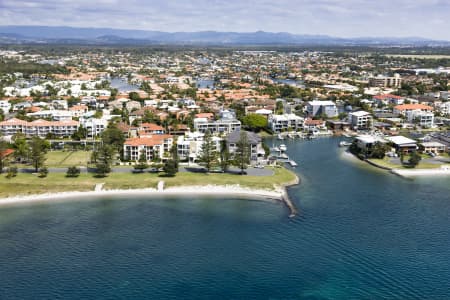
[45,151,92,167]
[0,167,298,198]
[368,157,445,170]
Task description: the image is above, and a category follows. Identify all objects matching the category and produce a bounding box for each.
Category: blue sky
[1,0,449,39]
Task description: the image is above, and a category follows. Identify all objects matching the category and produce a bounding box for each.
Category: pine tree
[198,130,218,172]
[233,131,251,175]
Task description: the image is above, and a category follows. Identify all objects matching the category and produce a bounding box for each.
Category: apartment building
[268,114,304,132]
[369,74,402,88]
[0,118,79,137]
[194,118,241,134]
[305,100,338,118]
[349,111,373,130]
[176,132,221,162]
[123,135,174,161]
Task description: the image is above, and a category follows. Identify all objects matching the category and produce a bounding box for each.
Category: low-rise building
[227,130,265,162]
[0,118,78,138]
[385,136,418,153]
[349,111,373,130]
[305,100,338,118]
[194,117,241,134]
[369,74,402,88]
[268,114,304,133]
[123,135,174,161]
[421,142,447,154]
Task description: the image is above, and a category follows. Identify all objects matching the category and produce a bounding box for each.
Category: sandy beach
[391,167,450,177]
[0,184,286,207]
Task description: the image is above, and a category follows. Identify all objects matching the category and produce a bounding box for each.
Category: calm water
[1,138,450,299]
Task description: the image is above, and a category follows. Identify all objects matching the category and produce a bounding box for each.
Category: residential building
[194,117,241,134]
[0,100,11,114]
[406,110,435,128]
[349,111,373,130]
[394,104,433,116]
[268,114,304,133]
[80,117,107,138]
[385,136,418,153]
[176,132,221,162]
[123,135,174,161]
[0,118,79,138]
[421,142,447,154]
[369,74,402,88]
[305,100,338,118]
[227,130,265,162]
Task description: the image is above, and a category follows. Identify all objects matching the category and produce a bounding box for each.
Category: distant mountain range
[0,25,449,46]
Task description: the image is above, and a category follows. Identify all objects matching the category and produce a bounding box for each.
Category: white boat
[277,134,284,140]
[339,141,352,147]
[279,144,287,152]
[289,160,298,167]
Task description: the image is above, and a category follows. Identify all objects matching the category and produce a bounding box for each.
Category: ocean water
[1,138,450,299]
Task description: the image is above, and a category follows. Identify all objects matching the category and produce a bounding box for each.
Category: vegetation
[198,130,218,172]
[66,166,81,178]
[242,113,268,132]
[232,131,251,174]
[408,151,422,168]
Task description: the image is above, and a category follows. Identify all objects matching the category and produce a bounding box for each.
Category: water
[109,77,139,92]
[1,138,450,299]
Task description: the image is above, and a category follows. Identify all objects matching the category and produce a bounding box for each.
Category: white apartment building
[80,117,108,138]
[177,132,221,162]
[349,111,373,130]
[406,110,435,128]
[194,118,241,134]
[305,100,338,118]
[268,114,304,133]
[27,110,73,121]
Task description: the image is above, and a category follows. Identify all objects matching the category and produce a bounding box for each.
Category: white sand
[391,167,450,177]
[0,184,284,207]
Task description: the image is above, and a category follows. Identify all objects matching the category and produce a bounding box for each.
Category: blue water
[1,138,450,299]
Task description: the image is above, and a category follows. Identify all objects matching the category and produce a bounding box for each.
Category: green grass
[0,167,298,198]
[45,151,91,167]
[368,157,445,170]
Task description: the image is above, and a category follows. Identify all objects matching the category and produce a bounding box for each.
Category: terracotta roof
[124,135,172,147]
[373,94,404,100]
[0,118,29,126]
[140,123,164,131]
[0,149,14,158]
[304,118,325,126]
[394,104,433,111]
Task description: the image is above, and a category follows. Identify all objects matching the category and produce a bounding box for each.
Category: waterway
[1,138,450,299]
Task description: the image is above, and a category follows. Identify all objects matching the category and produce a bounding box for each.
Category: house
[393,104,433,116]
[123,135,174,161]
[385,136,418,153]
[303,118,326,132]
[369,74,402,88]
[421,142,447,154]
[268,114,304,133]
[373,94,405,106]
[27,110,73,121]
[354,135,388,153]
[349,111,373,130]
[139,123,165,135]
[305,100,338,118]
[0,100,11,114]
[406,110,435,128]
[226,130,265,162]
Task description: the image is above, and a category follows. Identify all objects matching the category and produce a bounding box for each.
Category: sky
[1,0,450,39]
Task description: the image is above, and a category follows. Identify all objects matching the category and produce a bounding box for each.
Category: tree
[408,151,422,168]
[66,166,81,177]
[94,144,114,177]
[12,134,29,163]
[233,131,251,175]
[162,159,178,177]
[0,140,10,174]
[219,140,231,172]
[370,142,389,159]
[133,150,149,173]
[242,114,268,132]
[71,125,87,140]
[29,137,48,172]
[101,125,125,156]
[275,101,284,115]
[198,130,218,172]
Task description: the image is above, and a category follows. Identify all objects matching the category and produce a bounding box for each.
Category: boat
[289,160,298,167]
[279,144,287,152]
[339,141,352,147]
[277,134,285,140]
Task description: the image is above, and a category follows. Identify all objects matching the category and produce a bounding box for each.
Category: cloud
[0,0,449,39]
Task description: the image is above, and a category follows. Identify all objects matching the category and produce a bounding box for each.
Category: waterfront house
[268,114,304,133]
[305,100,338,118]
[385,136,418,153]
[227,130,265,162]
[0,118,79,138]
[420,141,447,154]
[349,111,373,130]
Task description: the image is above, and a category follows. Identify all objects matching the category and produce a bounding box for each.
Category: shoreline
[342,149,450,178]
[0,182,300,216]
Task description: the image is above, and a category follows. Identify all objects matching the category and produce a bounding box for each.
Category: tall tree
[134,149,149,173]
[101,125,125,156]
[29,137,48,172]
[198,130,218,172]
[219,140,231,172]
[94,144,114,177]
[233,131,251,175]
[242,113,268,132]
[12,134,29,163]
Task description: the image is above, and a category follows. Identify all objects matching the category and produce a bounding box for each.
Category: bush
[38,167,49,178]
[66,166,81,178]
[5,166,18,179]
